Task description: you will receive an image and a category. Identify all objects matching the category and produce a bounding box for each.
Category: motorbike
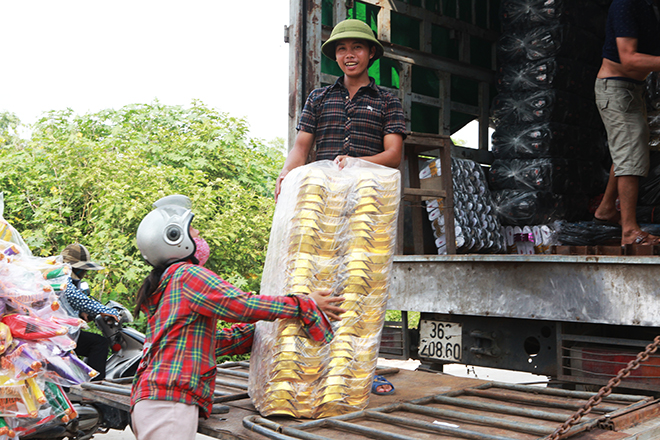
[23,300,145,440]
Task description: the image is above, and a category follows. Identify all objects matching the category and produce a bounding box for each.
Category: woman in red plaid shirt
[130,195,344,440]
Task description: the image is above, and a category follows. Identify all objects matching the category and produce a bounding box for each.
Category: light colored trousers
[132,400,199,440]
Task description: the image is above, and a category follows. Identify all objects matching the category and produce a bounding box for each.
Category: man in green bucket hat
[275,19,401,395]
[275,18,406,200]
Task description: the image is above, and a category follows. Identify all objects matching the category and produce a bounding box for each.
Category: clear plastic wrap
[496,58,599,100]
[421,158,506,254]
[500,0,607,38]
[491,89,599,129]
[497,24,603,67]
[249,159,400,418]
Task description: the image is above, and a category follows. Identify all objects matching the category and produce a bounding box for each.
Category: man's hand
[308,290,346,321]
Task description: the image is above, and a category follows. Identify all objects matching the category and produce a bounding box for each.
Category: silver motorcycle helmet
[136,194,196,267]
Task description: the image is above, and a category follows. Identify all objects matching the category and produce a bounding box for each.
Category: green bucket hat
[321,19,384,62]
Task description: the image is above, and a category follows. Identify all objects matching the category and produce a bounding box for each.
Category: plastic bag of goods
[496,57,598,100]
[497,24,603,67]
[491,89,598,128]
[249,159,400,418]
[491,122,576,159]
[500,0,607,38]
[488,158,574,193]
[421,158,506,254]
[0,197,96,434]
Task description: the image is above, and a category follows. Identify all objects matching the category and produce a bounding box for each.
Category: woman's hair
[134,255,200,317]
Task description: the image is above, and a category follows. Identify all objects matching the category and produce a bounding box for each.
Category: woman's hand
[308,290,346,321]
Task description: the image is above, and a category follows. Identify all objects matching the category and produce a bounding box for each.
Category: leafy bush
[0,102,284,315]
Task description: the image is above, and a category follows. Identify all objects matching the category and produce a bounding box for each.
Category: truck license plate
[419,320,462,362]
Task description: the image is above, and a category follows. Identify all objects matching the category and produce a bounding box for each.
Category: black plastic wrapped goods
[639,151,660,206]
[497,24,603,67]
[647,72,660,112]
[501,0,607,38]
[491,89,599,128]
[649,111,660,149]
[555,221,621,245]
[637,206,660,224]
[492,122,575,159]
[493,189,589,225]
[493,189,565,225]
[496,58,598,100]
[489,158,580,193]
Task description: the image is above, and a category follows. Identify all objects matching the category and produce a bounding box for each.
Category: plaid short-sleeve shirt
[297,77,406,161]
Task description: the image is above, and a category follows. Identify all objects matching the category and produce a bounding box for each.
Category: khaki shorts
[595,78,649,177]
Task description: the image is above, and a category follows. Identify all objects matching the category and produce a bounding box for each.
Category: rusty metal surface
[70,363,660,440]
[388,254,660,327]
[242,373,656,440]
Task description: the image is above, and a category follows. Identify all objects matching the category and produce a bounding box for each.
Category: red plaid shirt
[130,262,333,417]
[297,77,406,161]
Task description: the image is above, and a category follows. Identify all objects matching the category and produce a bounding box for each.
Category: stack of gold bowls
[249,160,400,418]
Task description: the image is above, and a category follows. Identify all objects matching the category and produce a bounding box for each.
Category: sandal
[592,216,620,228]
[630,231,660,245]
[371,375,395,395]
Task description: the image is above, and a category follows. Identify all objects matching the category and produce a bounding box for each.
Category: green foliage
[0,102,284,311]
[385,310,421,329]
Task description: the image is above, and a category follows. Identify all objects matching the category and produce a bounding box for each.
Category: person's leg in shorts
[594,78,656,245]
[132,400,199,440]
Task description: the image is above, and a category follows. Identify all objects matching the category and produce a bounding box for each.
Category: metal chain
[545,335,660,440]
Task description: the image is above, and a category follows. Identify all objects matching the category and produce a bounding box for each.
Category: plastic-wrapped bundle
[646,72,660,111]
[639,151,660,206]
[501,224,558,254]
[501,0,607,38]
[555,220,621,245]
[637,206,660,224]
[497,24,603,67]
[649,111,660,149]
[491,89,599,129]
[0,197,95,435]
[493,189,564,225]
[421,158,506,254]
[493,189,590,225]
[489,158,575,193]
[249,159,400,418]
[492,122,607,161]
[492,122,574,159]
[496,58,598,100]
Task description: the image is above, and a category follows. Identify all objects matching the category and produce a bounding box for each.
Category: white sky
[0,0,290,142]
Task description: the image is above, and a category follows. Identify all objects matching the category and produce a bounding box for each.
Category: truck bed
[389,254,660,327]
[70,362,660,440]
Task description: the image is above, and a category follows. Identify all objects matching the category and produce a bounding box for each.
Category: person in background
[130,195,345,440]
[275,18,406,201]
[60,243,119,380]
[593,0,660,245]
